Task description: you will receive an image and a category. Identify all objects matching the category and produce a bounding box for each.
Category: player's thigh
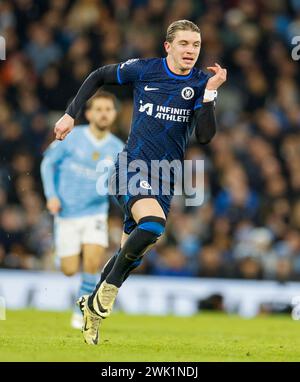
[81,214,108,272]
[61,255,80,276]
[54,216,82,275]
[131,197,166,223]
[82,244,106,273]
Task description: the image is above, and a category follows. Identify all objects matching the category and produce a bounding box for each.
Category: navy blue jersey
[117,58,209,164]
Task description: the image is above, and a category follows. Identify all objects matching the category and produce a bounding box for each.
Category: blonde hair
[166,20,200,43]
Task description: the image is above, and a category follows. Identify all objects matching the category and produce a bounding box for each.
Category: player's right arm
[40,140,68,215]
[54,64,119,140]
[54,59,143,140]
[192,63,227,144]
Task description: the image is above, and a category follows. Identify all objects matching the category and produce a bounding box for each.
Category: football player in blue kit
[54,20,227,344]
[41,92,123,329]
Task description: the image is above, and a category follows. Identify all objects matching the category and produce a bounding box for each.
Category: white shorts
[54,214,108,258]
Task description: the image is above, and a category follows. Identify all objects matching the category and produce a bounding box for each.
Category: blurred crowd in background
[0,0,300,281]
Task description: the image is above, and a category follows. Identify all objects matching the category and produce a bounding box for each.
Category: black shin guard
[106,216,166,287]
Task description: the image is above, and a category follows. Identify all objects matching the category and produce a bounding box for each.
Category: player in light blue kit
[41,91,123,329]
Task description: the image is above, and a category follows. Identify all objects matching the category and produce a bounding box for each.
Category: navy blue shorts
[109,165,173,234]
[115,193,171,234]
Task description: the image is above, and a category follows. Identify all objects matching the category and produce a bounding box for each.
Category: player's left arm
[192,63,227,144]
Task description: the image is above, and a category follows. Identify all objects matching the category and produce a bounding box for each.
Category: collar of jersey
[162,58,194,80]
[84,128,111,147]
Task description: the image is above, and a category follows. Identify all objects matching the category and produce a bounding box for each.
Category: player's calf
[105,215,166,287]
[87,216,166,318]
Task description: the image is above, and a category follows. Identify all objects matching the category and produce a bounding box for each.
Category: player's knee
[120,216,166,264]
[61,262,78,276]
[137,215,166,243]
[62,269,77,277]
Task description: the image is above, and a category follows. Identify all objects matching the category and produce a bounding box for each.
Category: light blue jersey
[41,125,124,218]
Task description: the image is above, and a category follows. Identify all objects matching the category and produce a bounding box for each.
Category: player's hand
[206,63,227,90]
[54,113,74,140]
[47,197,61,215]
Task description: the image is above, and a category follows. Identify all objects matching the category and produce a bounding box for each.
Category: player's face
[86,98,117,131]
[164,30,201,73]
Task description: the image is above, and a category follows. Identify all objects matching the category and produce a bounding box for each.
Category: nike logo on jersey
[144,85,159,91]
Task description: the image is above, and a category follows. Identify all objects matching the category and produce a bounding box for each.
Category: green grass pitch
[0,310,300,362]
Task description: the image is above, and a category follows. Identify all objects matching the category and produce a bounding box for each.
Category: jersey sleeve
[193,72,210,110]
[117,58,145,85]
[66,64,119,118]
[40,139,69,199]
